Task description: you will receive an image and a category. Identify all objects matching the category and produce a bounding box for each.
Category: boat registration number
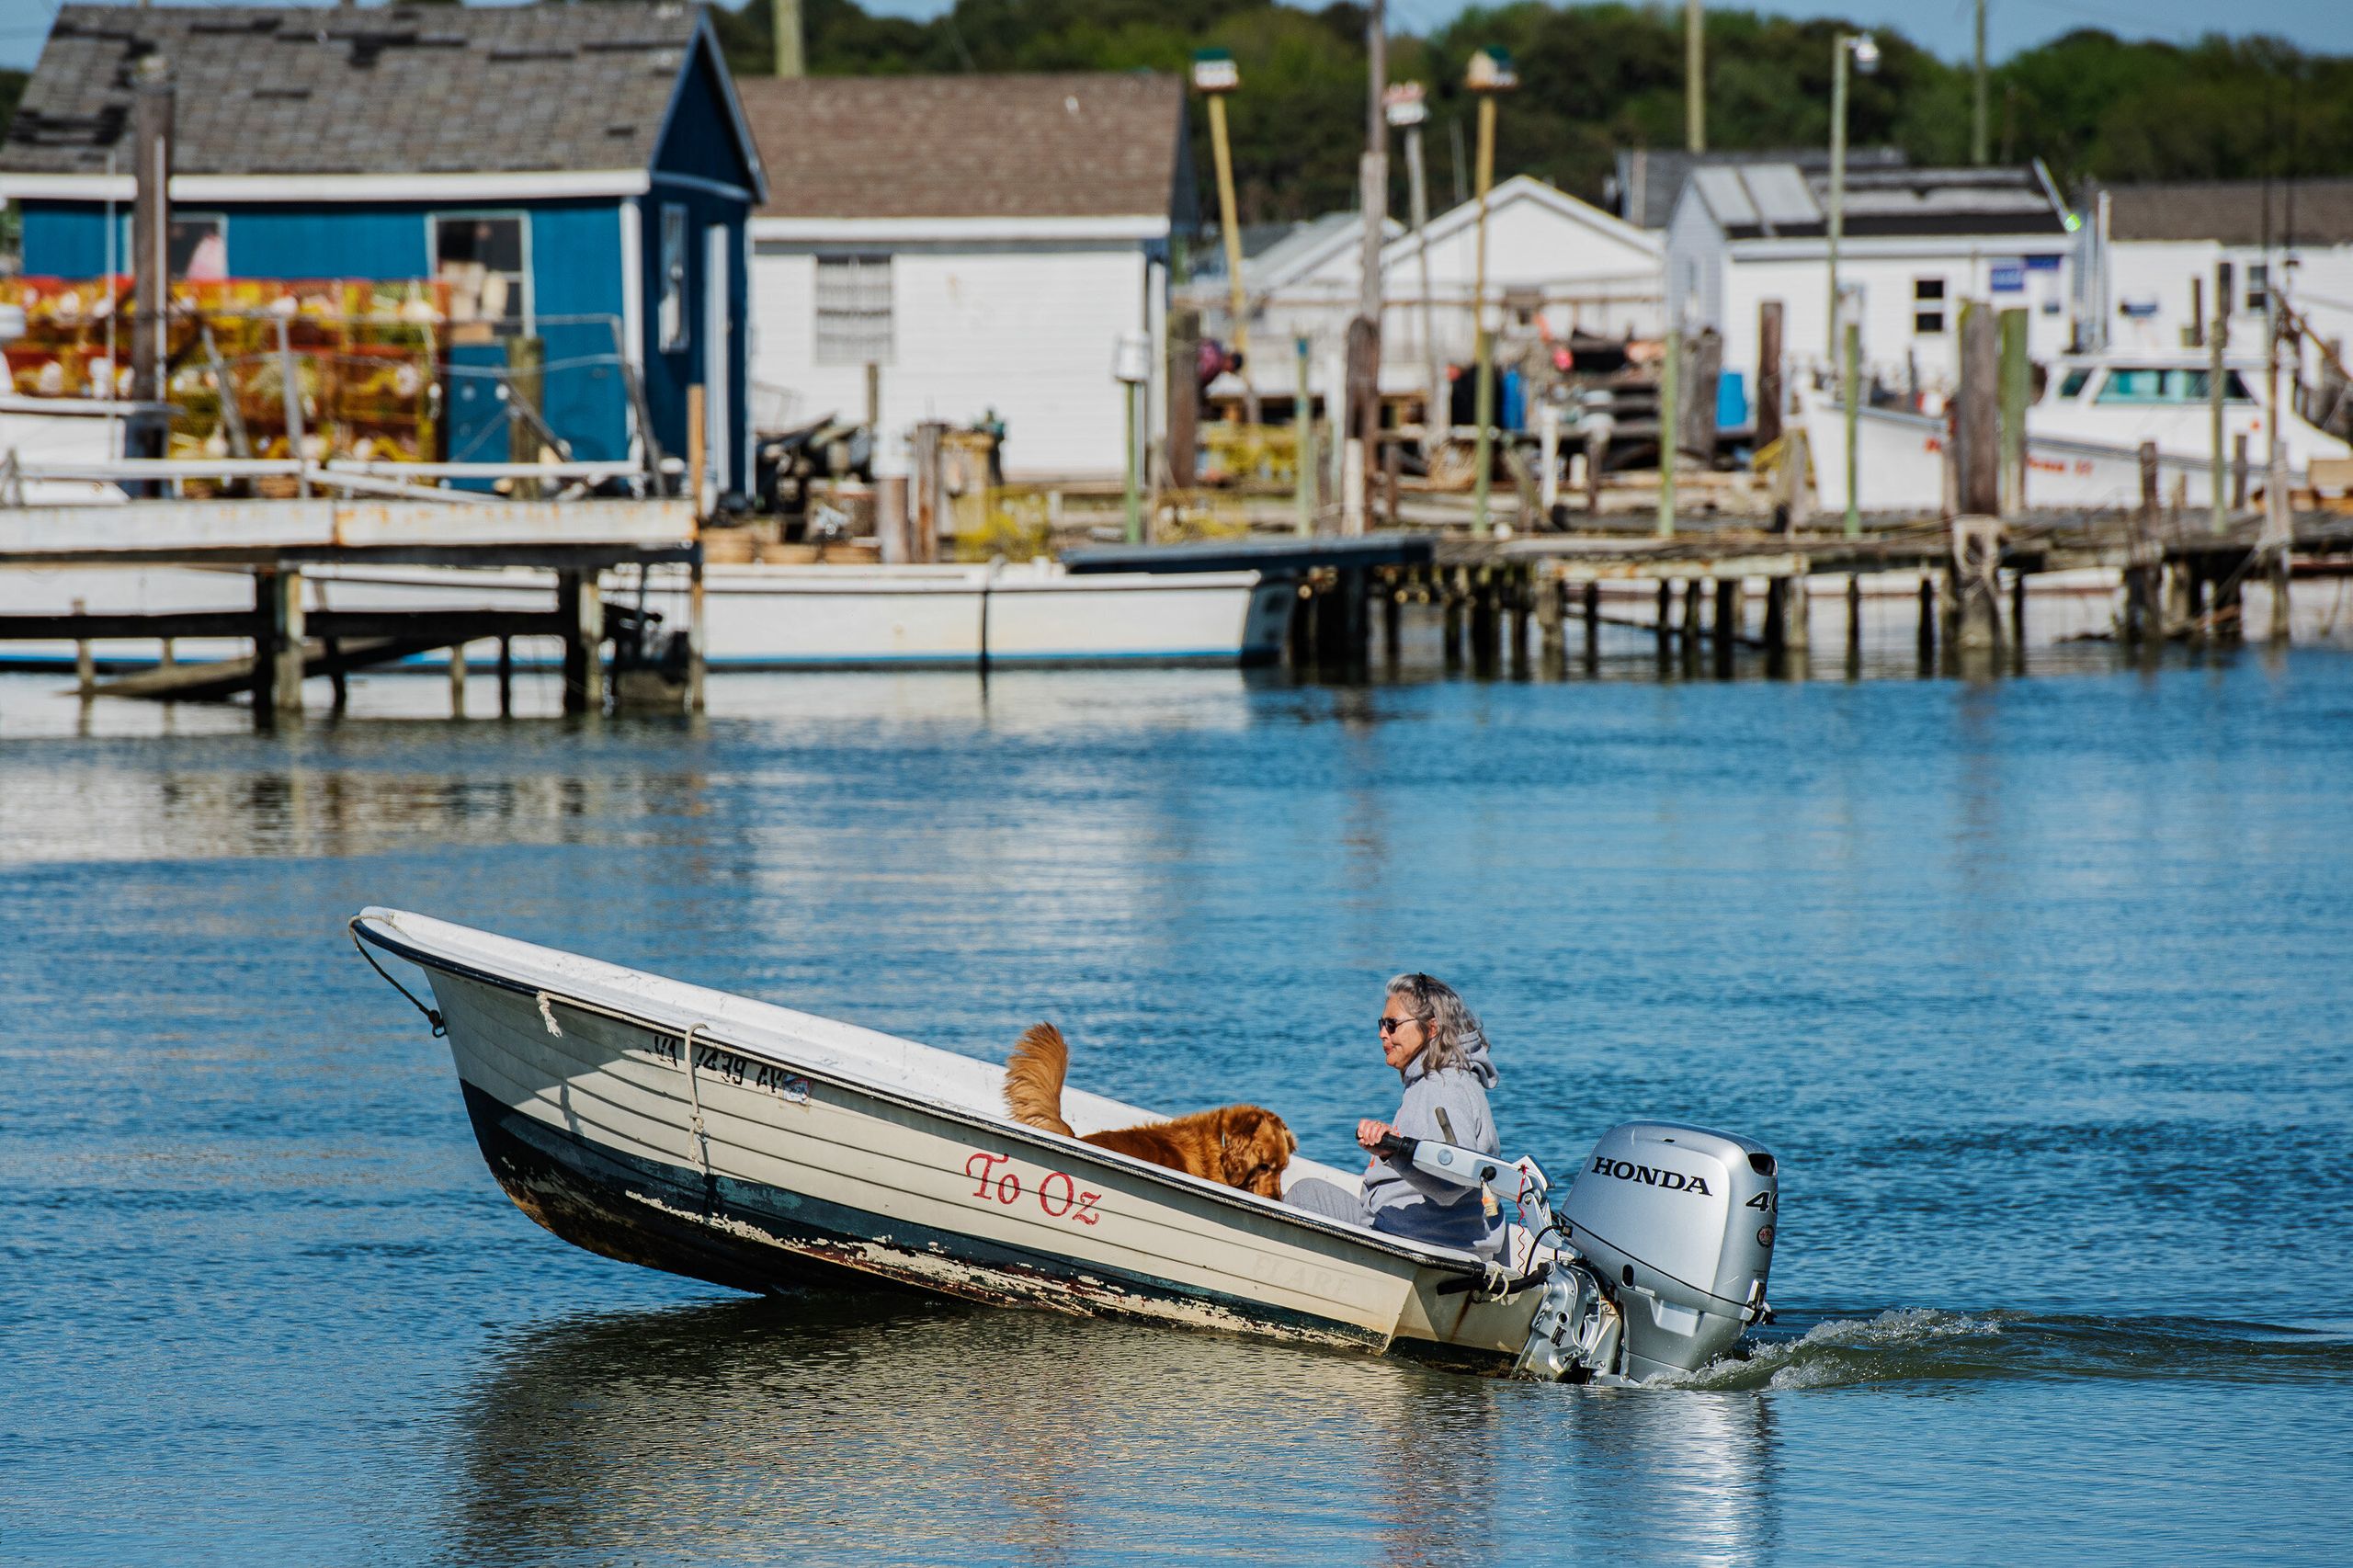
[964,1151,1103,1227]
[640,1033,812,1099]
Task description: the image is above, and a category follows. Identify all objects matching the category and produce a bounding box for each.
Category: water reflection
[449,1296,1781,1566]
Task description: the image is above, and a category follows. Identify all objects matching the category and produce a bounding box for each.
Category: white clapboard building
[736,73,1188,481]
[2084,178,2353,375]
[1665,162,2075,424]
[1185,174,1664,411]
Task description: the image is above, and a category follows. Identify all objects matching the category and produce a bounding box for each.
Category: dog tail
[1004,1022,1075,1136]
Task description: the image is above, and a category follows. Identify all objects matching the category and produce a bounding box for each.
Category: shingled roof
[2,4,719,178]
[2100,179,2353,247]
[737,73,1185,222]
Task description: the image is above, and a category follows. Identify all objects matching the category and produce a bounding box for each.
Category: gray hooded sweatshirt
[1361,1034,1500,1247]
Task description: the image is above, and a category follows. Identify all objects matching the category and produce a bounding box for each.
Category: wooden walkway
[0,495,704,718]
[1276,509,2353,675]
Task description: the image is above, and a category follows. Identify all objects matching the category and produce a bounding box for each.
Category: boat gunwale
[353,910,1487,1278]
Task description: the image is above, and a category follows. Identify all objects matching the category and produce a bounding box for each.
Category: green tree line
[708,1,2353,224]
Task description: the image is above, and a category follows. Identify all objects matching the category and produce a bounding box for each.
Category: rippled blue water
[4,651,2351,1564]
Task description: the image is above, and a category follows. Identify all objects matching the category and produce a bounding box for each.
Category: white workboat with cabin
[350,908,1781,1382]
[1802,350,2353,514]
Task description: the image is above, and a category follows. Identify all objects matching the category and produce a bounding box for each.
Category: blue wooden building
[0,4,767,492]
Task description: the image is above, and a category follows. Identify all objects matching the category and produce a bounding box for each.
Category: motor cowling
[1557,1120,1778,1381]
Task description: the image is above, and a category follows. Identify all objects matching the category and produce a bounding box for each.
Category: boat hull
[0,562,1293,671]
[365,910,1540,1367]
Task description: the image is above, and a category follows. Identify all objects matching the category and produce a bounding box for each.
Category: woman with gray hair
[1284,971,1502,1249]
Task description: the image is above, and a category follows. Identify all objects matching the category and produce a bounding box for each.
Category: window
[2246,264,2268,313]
[658,204,688,354]
[814,254,892,367]
[432,213,527,328]
[1912,277,1946,335]
[2181,369,2256,403]
[121,212,227,279]
[2095,368,2175,403]
[169,213,226,279]
[2058,368,2093,399]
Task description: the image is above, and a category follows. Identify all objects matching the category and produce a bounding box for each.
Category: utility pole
[1464,49,1515,537]
[2210,260,2229,533]
[1972,0,1988,166]
[1385,85,1441,448]
[1685,0,1705,153]
[1193,52,1256,425]
[1826,33,1878,361]
[130,52,174,472]
[773,0,802,77]
[2264,261,2291,640]
[1347,0,1388,536]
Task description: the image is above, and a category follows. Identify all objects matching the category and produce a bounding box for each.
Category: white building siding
[1705,239,2075,403]
[2102,239,2353,374]
[750,241,1150,480]
[1662,185,1724,333]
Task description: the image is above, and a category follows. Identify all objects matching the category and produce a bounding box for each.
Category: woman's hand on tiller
[1357,1118,1395,1151]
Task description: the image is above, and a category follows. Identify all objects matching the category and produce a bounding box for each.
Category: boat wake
[1665,1307,2353,1392]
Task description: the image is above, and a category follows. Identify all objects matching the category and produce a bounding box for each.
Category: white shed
[1667,163,2075,427]
[1184,175,1663,406]
[737,74,1188,482]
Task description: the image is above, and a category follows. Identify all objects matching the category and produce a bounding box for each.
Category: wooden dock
[1270,508,2353,677]
[0,495,702,720]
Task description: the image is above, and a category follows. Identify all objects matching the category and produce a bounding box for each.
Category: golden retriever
[1003,1023,1296,1199]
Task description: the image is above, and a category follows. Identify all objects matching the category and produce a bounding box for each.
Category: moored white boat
[0,394,133,506]
[0,558,1295,671]
[1801,350,2353,514]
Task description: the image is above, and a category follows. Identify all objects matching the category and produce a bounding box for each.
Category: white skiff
[0,560,1293,672]
[350,908,1552,1366]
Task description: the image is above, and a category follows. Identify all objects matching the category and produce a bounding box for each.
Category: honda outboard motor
[1380,1119,1779,1383]
[1558,1120,1778,1381]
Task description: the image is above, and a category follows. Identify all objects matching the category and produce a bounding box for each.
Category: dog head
[1218,1106,1299,1199]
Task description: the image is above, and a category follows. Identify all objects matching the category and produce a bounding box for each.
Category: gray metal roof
[1685,160,2065,241]
[1613,145,1906,229]
[3,4,710,178]
[1688,164,1821,235]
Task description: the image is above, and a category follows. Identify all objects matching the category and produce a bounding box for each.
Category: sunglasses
[1378,1015,1423,1036]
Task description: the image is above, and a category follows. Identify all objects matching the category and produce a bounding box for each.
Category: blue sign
[2025,253,2063,272]
[1991,261,2026,293]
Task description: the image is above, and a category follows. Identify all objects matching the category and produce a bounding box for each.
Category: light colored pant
[1285,1176,1370,1226]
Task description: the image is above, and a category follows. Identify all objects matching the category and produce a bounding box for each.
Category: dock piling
[1509,568,1532,677]
[1536,566,1564,677]
[269,569,305,718]
[1584,580,1601,674]
[448,640,467,718]
[2123,441,2161,649]
[1381,570,1402,665]
[1915,574,1936,674]
[688,559,708,713]
[1713,577,1740,676]
[1847,574,1863,675]
[557,570,603,717]
[72,597,93,699]
[1949,516,2006,657]
[2011,573,2029,669]
[497,636,514,716]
